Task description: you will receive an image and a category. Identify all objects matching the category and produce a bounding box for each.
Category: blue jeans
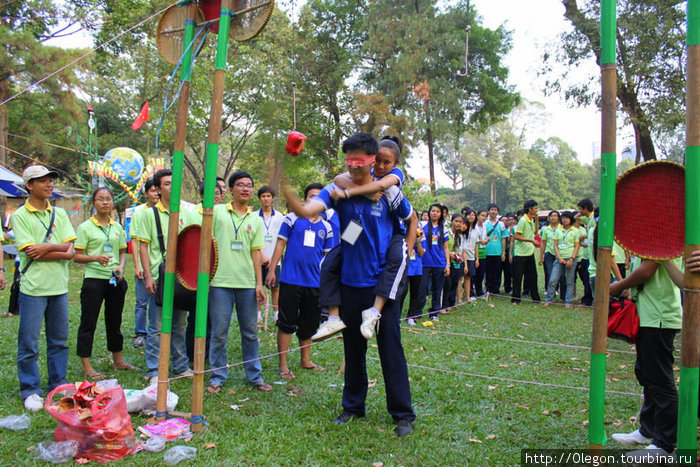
[134,276,148,336]
[145,293,189,377]
[208,287,263,386]
[17,293,69,400]
[545,259,578,304]
[422,267,445,319]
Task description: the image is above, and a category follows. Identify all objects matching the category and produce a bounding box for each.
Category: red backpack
[608,298,640,344]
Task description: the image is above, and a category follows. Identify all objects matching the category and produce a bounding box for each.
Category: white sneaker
[311,319,346,341]
[611,429,653,445]
[24,394,43,412]
[624,444,673,464]
[432,315,439,322]
[177,368,194,378]
[360,308,381,340]
[469,297,477,302]
[407,318,417,326]
[257,311,263,323]
[273,311,279,323]
[149,376,159,386]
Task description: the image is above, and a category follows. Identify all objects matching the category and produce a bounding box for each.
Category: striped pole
[588,0,616,449]
[190,0,234,433]
[155,1,198,421]
[677,1,700,463]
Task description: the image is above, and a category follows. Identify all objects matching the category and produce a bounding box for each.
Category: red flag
[131,101,149,130]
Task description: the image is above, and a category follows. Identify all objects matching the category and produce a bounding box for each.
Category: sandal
[253,381,272,392]
[206,384,222,394]
[278,370,295,380]
[301,364,326,372]
[113,362,139,371]
[83,370,106,381]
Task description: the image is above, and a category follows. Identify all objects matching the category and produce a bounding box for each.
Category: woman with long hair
[420,203,450,320]
[544,211,580,308]
[473,209,489,298]
[74,188,137,380]
[444,213,465,307]
[460,209,479,302]
[539,210,566,301]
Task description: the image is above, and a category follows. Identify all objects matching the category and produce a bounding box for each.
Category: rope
[290,0,297,130]
[0,0,181,108]
[367,358,641,397]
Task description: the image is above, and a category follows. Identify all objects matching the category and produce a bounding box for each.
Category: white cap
[22,165,59,183]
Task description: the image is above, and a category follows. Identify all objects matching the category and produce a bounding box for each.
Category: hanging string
[154,23,210,154]
[0,0,181,107]
[456,0,471,77]
[291,0,297,130]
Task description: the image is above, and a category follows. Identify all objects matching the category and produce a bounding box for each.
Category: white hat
[22,165,59,183]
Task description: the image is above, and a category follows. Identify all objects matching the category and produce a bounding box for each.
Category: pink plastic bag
[45,383,137,463]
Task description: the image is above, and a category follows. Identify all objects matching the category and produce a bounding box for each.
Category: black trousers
[186,309,210,366]
[77,278,127,357]
[577,259,593,306]
[444,262,465,307]
[502,256,512,293]
[635,327,679,452]
[474,257,485,296]
[339,285,415,422]
[511,255,540,303]
[399,274,426,320]
[484,255,502,294]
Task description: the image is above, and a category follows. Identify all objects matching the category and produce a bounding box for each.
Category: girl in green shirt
[544,211,580,308]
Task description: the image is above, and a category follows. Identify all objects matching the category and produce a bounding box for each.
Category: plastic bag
[144,436,167,453]
[0,413,30,430]
[140,384,179,413]
[45,383,137,463]
[34,440,79,464]
[122,388,143,413]
[163,446,197,465]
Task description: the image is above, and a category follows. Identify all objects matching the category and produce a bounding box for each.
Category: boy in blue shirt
[266,183,333,379]
[284,133,417,437]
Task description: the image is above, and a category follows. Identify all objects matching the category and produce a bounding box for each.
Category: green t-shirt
[131,201,193,281]
[210,203,264,289]
[578,226,589,261]
[11,203,76,296]
[612,241,626,265]
[75,216,127,280]
[541,225,559,256]
[554,226,581,259]
[513,214,536,257]
[631,257,682,329]
[189,203,203,225]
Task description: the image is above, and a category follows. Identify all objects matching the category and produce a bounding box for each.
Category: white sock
[328,316,340,321]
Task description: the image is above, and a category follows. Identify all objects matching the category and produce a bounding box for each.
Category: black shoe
[395,419,413,437]
[332,411,355,425]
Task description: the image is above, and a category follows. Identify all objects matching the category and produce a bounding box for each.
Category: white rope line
[0,0,180,107]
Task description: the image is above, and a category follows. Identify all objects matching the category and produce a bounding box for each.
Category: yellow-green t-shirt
[612,241,626,265]
[75,216,127,280]
[513,214,536,257]
[11,203,77,296]
[555,226,581,259]
[578,226,589,261]
[131,201,193,281]
[631,257,682,329]
[210,203,264,289]
[541,225,559,255]
[189,203,204,225]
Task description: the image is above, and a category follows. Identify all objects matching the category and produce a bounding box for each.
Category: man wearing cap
[284,132,418,437]
[11,165,76,411]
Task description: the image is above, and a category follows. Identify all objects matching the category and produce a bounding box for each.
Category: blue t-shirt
[422,223,449,268]
[314,183,413,288]
[277,213,333,288]
[407,237,425,276]
[320,208,340,248]
[371,167,405,188]
[483,219,509,256]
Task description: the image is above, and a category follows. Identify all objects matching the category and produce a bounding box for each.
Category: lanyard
[560,227,573,244]
[259,209,273,234]
[350,198,364,223]
[34,210,52,234]
[230,211,249,240]
[98,222,112,240]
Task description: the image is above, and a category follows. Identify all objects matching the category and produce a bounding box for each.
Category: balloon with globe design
[102,147,145,185]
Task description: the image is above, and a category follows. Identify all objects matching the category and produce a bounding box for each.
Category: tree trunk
[425,100,436,192]
[490,177,496,204]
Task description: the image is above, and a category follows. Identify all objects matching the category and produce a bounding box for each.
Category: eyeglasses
[94,198,113,203]
[234,183,253,189]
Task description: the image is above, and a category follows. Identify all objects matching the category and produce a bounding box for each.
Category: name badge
[432,234,438,246]
[103,244,113,253]
[303,230,315,248]
[264,235,274,243]
[230,241,243,251]
[560,243,568,249]
[341,220,363,245]
[410,252,416,261]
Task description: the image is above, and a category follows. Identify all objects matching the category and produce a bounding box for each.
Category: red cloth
[285,131,307,156]
[130,101,149,130]
[608,298,640,343]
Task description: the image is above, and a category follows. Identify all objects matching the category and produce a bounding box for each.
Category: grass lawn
[0,258,669,465]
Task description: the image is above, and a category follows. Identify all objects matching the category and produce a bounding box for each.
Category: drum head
[175,225,219,290]
[156,5,207,65]
[614,160,685,260]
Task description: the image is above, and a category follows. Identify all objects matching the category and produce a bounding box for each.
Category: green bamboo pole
[677,2,700,463]
[588,0,616,450]
[155,1,198,422]
[190,0,234,433]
